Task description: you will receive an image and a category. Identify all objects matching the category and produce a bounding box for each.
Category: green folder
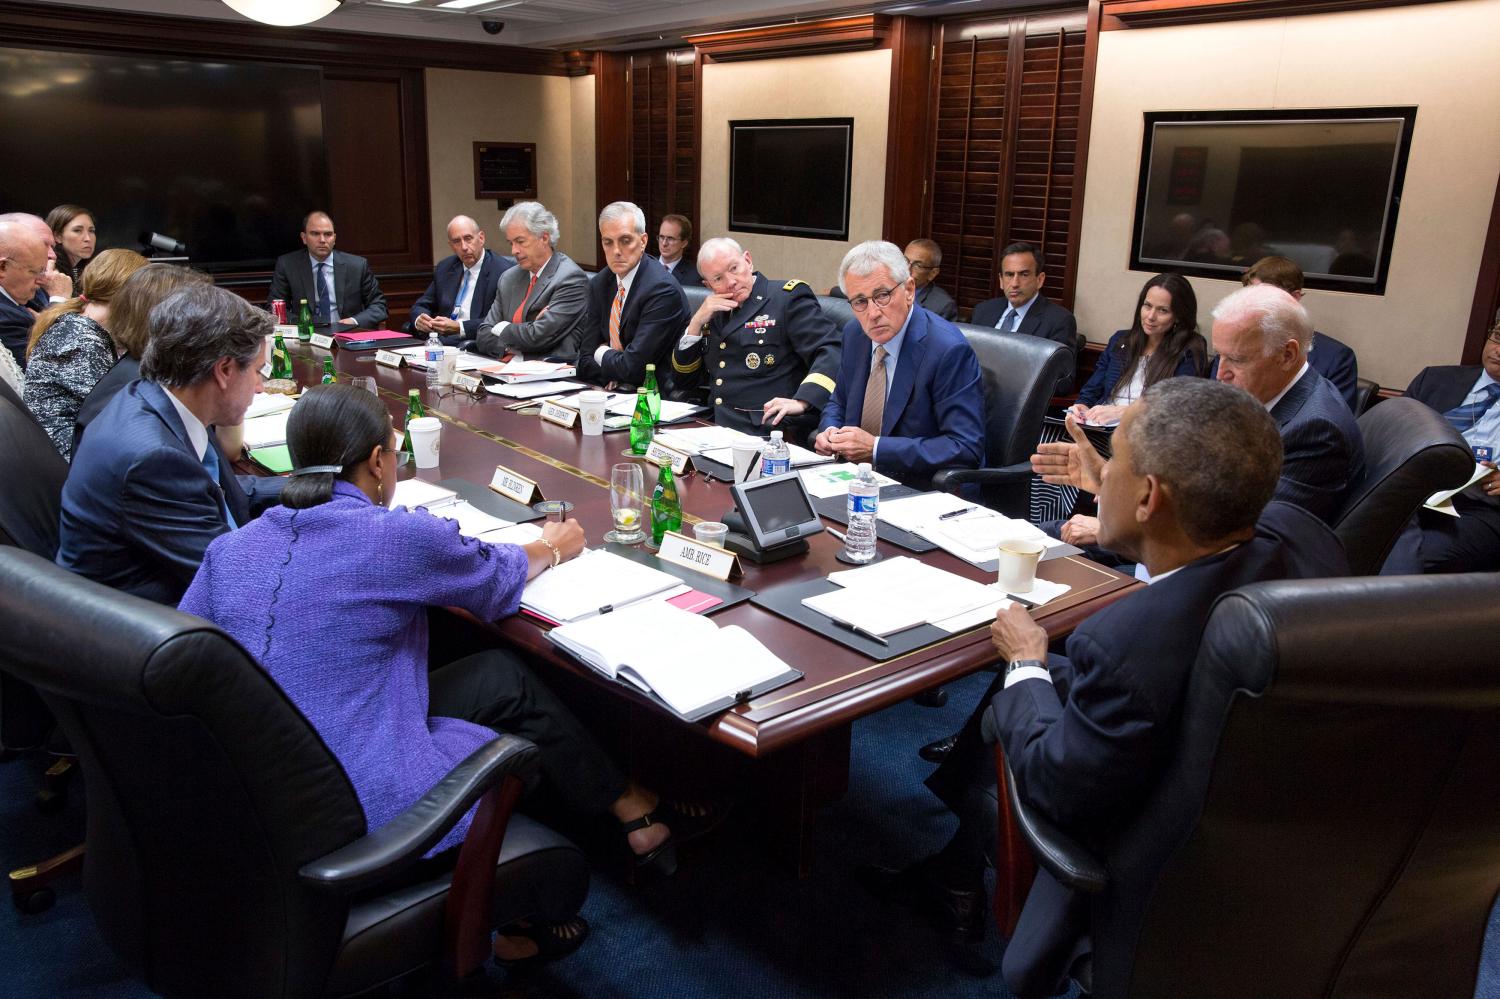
[248,445,293,474]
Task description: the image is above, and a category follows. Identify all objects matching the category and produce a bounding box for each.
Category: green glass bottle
[320,356,337,384]
[400,389,424,459]
[650,462,681,545]
[642,362,661,424]
[297,298,314,342]
[628,388,654,455]
[270,329,292,380]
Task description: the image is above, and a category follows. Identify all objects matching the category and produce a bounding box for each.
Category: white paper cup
[408,416,442,469]
[997,540,1046,594]
[731,443,762,483]
[693,521,729,547]
[578,390,609,437]
[437,347,460,386]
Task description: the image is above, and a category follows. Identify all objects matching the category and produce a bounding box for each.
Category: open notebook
[548,601,801,722]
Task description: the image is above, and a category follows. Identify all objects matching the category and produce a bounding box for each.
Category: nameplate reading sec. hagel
[657,530,743,582]
[491,464,544,504]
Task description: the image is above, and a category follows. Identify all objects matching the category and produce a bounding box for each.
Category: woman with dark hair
[23,247,149,459]
[180,385,714,965]
[47,204,96,285]
[1069,272,1208,428]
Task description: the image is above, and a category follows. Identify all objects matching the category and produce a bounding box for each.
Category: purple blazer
[179,481,530,854]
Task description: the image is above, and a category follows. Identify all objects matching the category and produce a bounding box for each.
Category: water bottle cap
[858,462,871,472]
[771,430,783,440]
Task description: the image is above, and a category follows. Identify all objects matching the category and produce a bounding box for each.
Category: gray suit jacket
[267,250,388,328]
[475,251,590,358]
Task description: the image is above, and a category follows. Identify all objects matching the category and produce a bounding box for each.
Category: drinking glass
[350,376,378,396]
[605,462,646,544]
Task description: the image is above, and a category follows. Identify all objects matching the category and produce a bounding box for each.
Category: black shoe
[855,860,985,943]
[919,733,959,764]
[913,687,948,708]
[492,916,590,968]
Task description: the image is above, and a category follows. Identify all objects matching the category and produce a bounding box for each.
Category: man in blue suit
[57,283,284,605]
[406,215,514,346]
[813,240,983,490]
[576,201,689,389]
[1211,282,1364,524]
[860,380,1349,991]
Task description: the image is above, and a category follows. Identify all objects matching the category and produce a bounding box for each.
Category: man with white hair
[672,237,841,438]
[1209,282,1364,522]
[813,240,983,490]
[406,214,514,346]
[575,201,689,388]
[0,212,71,368]
[475,201,589,359]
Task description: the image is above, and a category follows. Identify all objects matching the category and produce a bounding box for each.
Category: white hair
[0,213,46,258]
[598,201,646,234]
[697,236,744,268]
[1212,283,1311,355]
[500,201,560,245]
[838,240,910,294]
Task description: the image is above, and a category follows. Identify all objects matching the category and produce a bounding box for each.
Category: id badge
[1475,445,1493,463]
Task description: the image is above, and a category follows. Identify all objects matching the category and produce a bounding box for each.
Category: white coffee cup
[997,540,1046,594]
[437,347,460,386]
[408,416,442,469]
[731,443,762,483]
[578,390,609,437]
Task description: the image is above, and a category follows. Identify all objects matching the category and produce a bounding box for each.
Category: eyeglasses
[905,259,935,272]
[848,285,901,313]
[383,447,410,467]
[657,234,684,244]
[1487,330,1500,345]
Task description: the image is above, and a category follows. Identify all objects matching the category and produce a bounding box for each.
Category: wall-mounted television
[729,118,852,240]
[1130,107,1417,294]
[0,46,328,273]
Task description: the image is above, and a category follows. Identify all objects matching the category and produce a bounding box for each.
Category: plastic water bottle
[844,462,879,563]
[760,430,791,478]
[424,328,443,390]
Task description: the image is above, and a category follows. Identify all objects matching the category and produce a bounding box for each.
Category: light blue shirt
[309,253,337,318]
[1458,369,1500,454]
[995,292,1039,332]
[867,306,916,461]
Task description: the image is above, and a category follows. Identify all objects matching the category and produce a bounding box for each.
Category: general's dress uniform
[672,272,841,438]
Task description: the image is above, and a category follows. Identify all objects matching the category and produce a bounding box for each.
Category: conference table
[268,339,1139,873]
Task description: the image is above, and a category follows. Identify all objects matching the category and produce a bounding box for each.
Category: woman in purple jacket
[180,385,712,964]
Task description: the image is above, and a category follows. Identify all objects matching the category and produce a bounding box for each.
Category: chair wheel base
[13,887,55,914]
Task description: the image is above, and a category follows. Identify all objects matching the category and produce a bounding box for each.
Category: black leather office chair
[816,293,856,331]
[1353,376,1381,416]
[1003,573,1500,998]
[0,548,590,997]
[681,283,711,318]
[1330,395,1471,576]
[931,326,1073,517]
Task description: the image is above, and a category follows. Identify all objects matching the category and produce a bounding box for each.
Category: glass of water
[605,462,646,544]
[349,376,378,396]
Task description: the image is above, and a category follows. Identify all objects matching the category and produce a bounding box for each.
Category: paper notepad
[878,493,1066,567]
[807,556,1007,636]
[1426,463,1490,510]
[245,392,297,421]
[521,548,685,624]
[548,601,800,721]
[243,411,291,449]
[391,480,520,540]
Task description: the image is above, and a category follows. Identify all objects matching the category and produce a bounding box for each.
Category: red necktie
[512,272,538,325]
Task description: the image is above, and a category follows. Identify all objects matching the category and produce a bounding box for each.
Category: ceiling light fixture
[222,0,343,27]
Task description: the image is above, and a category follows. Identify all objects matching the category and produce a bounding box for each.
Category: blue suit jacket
[56,379,283,605]
[576,254,690,389]
[1270,367,1365,524]
[1076,329,1207,407]
[818,306,984,490]
[1,289,45,369]
[985,501,1349,996]
[405,249,515,341]
[1209,330,1360,411]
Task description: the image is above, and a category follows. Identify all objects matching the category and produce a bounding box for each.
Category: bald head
[445,214,486,268]
[0,215,50,303]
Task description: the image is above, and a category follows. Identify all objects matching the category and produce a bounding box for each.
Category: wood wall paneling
[594,51,632,270]
[624,49,701,261]
[881,16,936,248]
[686,15,893,63]
[1098,0,1457,29]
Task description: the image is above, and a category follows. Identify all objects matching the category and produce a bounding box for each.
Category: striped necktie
[512,272,538,324]
[608,282,627,351]
[860,346,888,436]
[315,262,333,323]
[1444,382,1500,435]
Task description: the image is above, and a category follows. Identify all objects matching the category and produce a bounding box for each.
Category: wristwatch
[1006,658,1045,678]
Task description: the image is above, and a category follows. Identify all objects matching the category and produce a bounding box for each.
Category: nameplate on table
[490,464,544,504]
[375,349,405,368]
[538,400,578,428]
[452,372,484,394]
[275,324,298,338]
[656,530,742,582]
[309,332,336,350]
[259,361,272,378]
[644,439,693,475]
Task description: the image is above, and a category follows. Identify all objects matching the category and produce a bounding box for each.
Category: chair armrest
[931,461,1034,493]
[1004,761,1109,893]
[299,734,540,895]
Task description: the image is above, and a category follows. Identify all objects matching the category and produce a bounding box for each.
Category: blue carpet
[3,669,1498,997]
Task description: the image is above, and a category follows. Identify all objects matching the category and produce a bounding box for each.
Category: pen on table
[938,506,977,521]
[833,617,887,646]
[827,527,847,542]
[1006,593,1038,610]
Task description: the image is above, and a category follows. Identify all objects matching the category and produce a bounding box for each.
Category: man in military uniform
[672,236,841,440]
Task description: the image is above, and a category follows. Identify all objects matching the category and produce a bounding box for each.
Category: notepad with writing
[548,601,800,721]
[521,548,685,624]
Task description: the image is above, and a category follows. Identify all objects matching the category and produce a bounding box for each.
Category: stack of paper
[805,556,1008,636]
[656,425,831,468]
[548,601,799,721]
[394,347,500,373]
[245,392,297,421]
[1425,462,1489,515]
[485,380,586,400]
[390,480,520,542]
[243,411,291,449]
[486,359,578,383]
[521,548,686,624]
[605,397,708,424]
[798,463,899,499]
[878,492,1065,566]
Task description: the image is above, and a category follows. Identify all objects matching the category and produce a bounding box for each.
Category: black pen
[938,506,977,521]
[833,617,888,646]
[1006,593,1038,610]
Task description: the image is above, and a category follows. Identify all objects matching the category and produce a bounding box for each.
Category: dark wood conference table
[275,341,1139,872]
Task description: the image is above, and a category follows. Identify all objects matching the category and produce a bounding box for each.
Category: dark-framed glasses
[849,285,900,313]
[384,447,410,467]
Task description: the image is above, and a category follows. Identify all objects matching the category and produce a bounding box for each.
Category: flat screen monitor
[729,118,853,240]
[1130,107,1417,294]
[730,473,824,548]
[0,46,328,273]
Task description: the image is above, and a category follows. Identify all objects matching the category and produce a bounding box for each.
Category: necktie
[512,272,538,324]
[200,443,238,530]
[315,262,332,323]
[608,282,627,351]
[996,307,1016,332]
[860,346,889,437]
[1444,382,1500,435]
[451,268,471,321]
